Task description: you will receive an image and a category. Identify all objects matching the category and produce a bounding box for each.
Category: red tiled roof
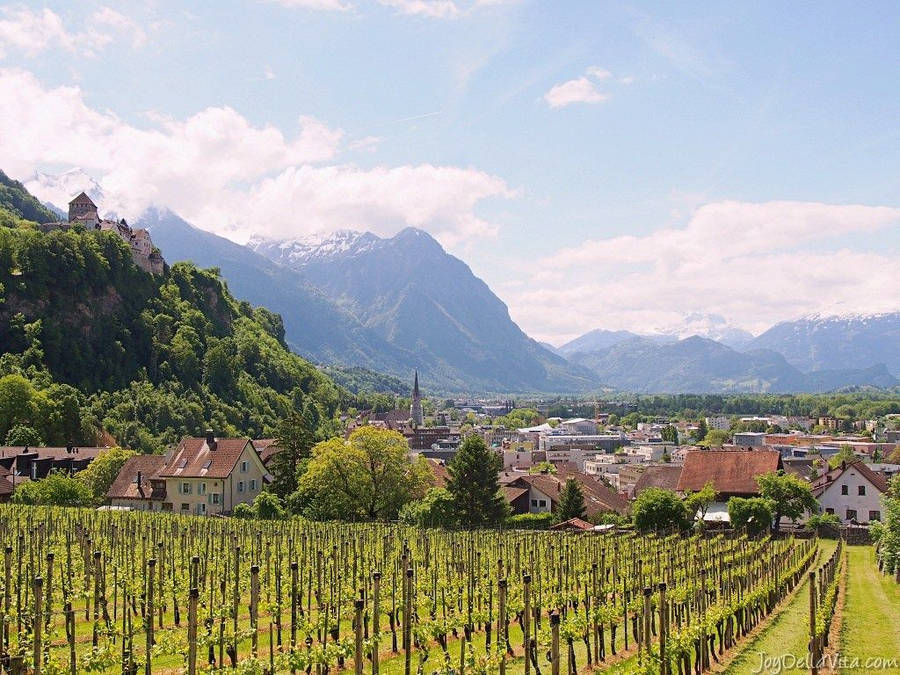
[0,446,105,460]
[677,450,783,495]
[513,470,629,516]
[107,455,169,500]
[0,475,13,498]
[502,486,528,503]
[252,440,281,466]
[811,460,890,496]
[159,438,253,479]
[633,465,683,496]
[551,517,594,531]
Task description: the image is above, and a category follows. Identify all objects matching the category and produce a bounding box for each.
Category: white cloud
[544,76,608,108]
[91,7,147,48]
[263,65,276,80]
[3,68,511,248]
[266,0,351,9]
[507,200,900,343]
[376,0,461,18]
[0,6,73,57]
[585,66,611,80]
[544,65,618,108]
[0,5,149,58]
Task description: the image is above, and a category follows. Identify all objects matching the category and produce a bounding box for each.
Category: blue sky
[2,0,899,344]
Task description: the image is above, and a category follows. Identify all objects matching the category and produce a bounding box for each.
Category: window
[241,461,248,473]
[182,482,191,495]
[538,499,547,507]
[869,510,881,521]
[238,481,244,493]
[211,493,220,505]
[840,484,848,495]
[825,508,834,514]
[181,503,189,511]
[846,509,857,521]
[530,499,537,507]
[250,479,257,491]
[858,485,866,496]
[199,483,206,495]
[200,503,206,514]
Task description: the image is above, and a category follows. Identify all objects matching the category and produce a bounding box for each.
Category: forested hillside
[0,224,341,453]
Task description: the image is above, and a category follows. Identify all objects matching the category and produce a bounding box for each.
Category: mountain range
[21,169,900,395]
[141,211,594,393]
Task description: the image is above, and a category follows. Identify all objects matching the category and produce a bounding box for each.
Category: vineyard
[0,505,825,675]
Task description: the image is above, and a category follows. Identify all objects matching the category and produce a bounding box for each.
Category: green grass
[837,546,900,674]
[723,540,836,675]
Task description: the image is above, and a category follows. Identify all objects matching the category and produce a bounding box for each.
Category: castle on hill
[40,192,164,274]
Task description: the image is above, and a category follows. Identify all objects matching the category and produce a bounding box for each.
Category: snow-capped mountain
[750,312,900,376]
[25,168,104,214]
[657,313,755,351]
[248,230,381,266]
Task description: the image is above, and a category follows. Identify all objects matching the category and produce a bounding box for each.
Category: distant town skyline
[2,0,899,343]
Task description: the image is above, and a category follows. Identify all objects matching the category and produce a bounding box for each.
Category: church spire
[410,370,424,428]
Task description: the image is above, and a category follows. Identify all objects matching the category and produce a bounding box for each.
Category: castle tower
[410,370,424,428]
[68,192,98,223]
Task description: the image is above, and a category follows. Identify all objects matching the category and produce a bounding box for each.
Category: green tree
[398,487,457,528]
[251,491,287,520]
[76,447,137,505]
[684,480,716,522]
[692,419,708,442]
[703,429,730,447]
[4,424,41,446]
[727,497,774,536]
[632,488,689,533]
[756,470,818,532]
[660,425,678,443]
[556,478,587,521]
[12,471,92,507]
[828,445,857,469]
[269,402,319,499]
[446,435,508,527]
[0,374,38,439]
[298,427,433,521]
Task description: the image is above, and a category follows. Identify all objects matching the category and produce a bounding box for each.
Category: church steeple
[410,370,424,428]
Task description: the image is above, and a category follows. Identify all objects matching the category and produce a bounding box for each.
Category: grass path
[837,546,900,673]
[723,540,836,675]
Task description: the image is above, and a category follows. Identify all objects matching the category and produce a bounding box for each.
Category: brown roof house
[677,450,783,524]
[632,465,683,498]
[107,431,269,516]
[810,461,890,525]
[505,469,629,519]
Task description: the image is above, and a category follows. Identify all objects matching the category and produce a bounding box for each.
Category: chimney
[136,470,145,498]
[206,429,217,450]
[66,442,73,454]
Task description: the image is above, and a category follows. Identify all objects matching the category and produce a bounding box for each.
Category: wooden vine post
[550,610,560,675]
[403,566,413,675]
[523,573,532,675]
[809,570,818,675]
[354,597,364,675]
[372,571,381,675]
[251,564,260,658]
[498,578,507,675]
[187,587,198,675]
[146,557,155,675]
[658,582,668,675]
[33,576,43,675]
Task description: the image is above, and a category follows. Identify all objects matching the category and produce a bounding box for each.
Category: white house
[811,461,889,524]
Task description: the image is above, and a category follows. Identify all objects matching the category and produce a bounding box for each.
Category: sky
[1,0,899,346]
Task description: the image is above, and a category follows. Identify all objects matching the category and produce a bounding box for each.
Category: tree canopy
[446,435,508,528]
[297,426,433,521]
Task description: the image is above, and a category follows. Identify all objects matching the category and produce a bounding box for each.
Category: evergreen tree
[556,478,586,521]
[446,435,507,527]
[269,401,319,499]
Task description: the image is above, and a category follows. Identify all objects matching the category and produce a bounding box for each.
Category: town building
[811,461,889,524]
[677,449,783,523]
[106,432,268,515]
[501,469,629,519]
